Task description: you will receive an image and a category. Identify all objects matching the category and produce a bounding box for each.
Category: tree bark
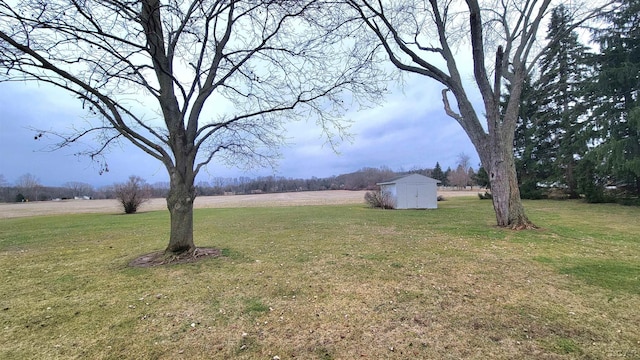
[165,169,196,255]
[486,140,534,228]
[507,166,531,229]
[487,136,510,227]
[487,106,536,229]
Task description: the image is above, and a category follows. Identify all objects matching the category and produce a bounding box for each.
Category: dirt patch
[128,247,222,267]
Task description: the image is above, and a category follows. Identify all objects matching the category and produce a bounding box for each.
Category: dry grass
[0,197,638,359]
[0,189,477,218]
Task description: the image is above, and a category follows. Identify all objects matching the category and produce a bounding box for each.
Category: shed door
[401,184,430,209]
[400,184,416,209]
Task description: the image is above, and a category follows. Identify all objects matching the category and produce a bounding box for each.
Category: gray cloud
[1,78,480,187]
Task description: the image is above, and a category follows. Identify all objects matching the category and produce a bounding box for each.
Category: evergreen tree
[431,162,445,184]
[442,167,452,187]
[513,76,548,199]
[474,166,490,188]
[532,5,591,198]
[585,0,640,197]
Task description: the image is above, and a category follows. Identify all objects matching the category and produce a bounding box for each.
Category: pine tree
[532,5,591,198]
[474,166,490,189]
[585,0,640,198]
[431,162,445,184]
[443,167,452,187]
[514,77,548,199]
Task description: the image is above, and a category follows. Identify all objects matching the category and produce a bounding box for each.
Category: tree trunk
[447,87,534,229]
[506,149,533,229]
[488,141,510,227]
[487,126,536,229]
[165,170,196,255]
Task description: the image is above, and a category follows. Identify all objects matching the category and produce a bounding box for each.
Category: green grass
[1,197,639,359]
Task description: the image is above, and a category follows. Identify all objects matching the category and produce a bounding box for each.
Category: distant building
[377,174,440,209]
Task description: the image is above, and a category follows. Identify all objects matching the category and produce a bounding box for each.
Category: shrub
[364,190,395,209]
[547,187,569,200]
[519,180,546,199]
[114,176,151,214]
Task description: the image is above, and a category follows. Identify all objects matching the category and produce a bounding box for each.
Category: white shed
[377,174,440,209]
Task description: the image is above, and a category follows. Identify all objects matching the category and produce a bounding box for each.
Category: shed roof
[377,173,440,186]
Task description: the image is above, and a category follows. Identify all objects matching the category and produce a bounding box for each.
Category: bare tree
[0,0,384,254]
[447,165,469,189]
[15,173,41,201]
[452,152,472,188]
[114,175,151,214]
[456,153,471,174]
[63,181,94,198]
[0,174,10,202]
[338,0,611,229]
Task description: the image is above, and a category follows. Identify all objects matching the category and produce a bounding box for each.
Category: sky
[0,74,481,188]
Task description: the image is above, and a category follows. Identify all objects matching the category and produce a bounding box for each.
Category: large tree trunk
[506,148,533,229]
[488,149,533,228]
[165,169,196,255]
[486,119,536,229]
[446,86,534,229]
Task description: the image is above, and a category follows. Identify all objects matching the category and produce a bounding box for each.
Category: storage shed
[377,174,440,209]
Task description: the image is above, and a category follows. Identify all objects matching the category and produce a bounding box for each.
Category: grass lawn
[0,197,638,359]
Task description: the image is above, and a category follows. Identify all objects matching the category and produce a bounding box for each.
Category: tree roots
[129,247,221,268]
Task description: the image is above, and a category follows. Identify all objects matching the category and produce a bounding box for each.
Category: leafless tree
[0,0,385,254]
[456,153,471,173]
[114,175,151,214]
[338,0,611,229]
[0,174,10,202]
[447,165,469,189]
[451,152,473,188]
[63,181,94,198]
[15,173,41,201]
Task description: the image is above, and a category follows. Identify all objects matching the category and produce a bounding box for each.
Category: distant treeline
[0,164,485,203]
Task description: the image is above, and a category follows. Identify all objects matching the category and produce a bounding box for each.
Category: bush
[364,190,395,209]
[547,187,569,200]
[114,176,151,214]
[616,197,640,206]
[519,180,546,200]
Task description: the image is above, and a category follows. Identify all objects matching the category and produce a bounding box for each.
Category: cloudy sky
[0,73,480,188]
